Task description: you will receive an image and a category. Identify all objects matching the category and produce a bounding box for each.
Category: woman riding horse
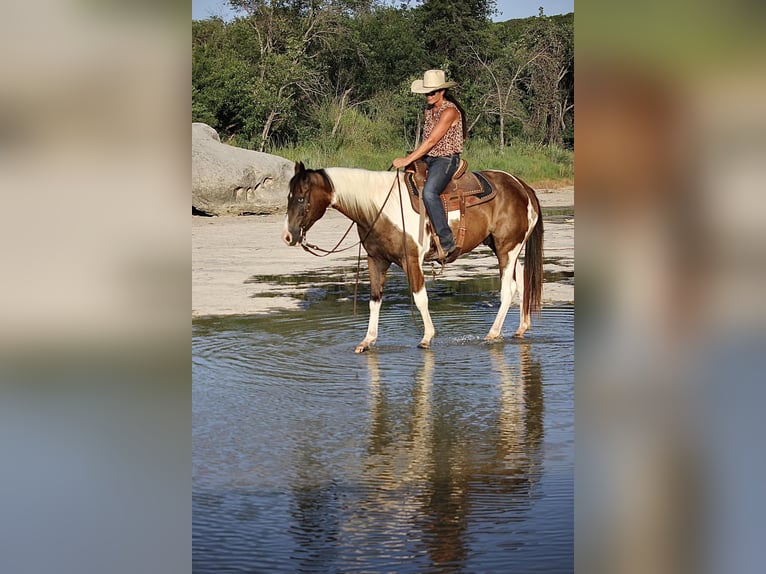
[392,70,468,264]
[283,159,544,352]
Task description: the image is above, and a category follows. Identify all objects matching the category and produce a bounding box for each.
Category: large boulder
[192,123,293,215]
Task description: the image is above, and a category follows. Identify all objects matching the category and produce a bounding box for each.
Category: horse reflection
[286,346,545,569]
[492,344,544,479]
[352,346,544,568]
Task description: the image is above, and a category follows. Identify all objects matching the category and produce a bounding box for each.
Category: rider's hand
[392,157,409,169]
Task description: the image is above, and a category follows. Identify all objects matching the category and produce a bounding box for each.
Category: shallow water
[193,274,573,573]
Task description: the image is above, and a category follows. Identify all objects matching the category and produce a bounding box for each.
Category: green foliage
[192,4,574,181]
[272,136,572,186]
[463,139,573,184]
[412,0,496,68]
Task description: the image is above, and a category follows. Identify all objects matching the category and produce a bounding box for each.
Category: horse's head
[282,161,334,246]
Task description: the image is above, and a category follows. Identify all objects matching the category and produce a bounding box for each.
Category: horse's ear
[294,161,305,175]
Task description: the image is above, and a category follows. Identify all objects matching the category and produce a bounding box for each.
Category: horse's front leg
[355,257,391,353]
[404,255,435,349]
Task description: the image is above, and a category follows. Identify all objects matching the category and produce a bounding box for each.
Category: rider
[393,69,467,264]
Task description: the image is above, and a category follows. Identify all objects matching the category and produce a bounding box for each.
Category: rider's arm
[392,107,459,168]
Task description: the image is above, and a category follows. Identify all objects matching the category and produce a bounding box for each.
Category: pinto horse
[282,161,543,353]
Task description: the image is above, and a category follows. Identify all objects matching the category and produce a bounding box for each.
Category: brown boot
[425,239,458,263]
[424,244,440,261]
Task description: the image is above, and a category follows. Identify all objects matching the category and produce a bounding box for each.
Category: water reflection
[492,343,544,480]
[194,306,573,572]
[284,343,545,571]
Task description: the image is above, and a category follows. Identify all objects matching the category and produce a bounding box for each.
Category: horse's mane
[324,167,396,224]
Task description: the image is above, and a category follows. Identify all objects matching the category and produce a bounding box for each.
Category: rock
[192,123,293,215]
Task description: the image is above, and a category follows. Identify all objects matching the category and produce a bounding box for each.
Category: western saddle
[403,158,496,257]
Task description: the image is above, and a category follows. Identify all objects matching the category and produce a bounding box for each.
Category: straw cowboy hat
[410,69,458,93]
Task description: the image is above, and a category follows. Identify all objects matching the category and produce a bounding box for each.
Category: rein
[299,221,357,257]
[395,169,416,318]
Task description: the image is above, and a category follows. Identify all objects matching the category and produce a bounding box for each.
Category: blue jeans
[422,154,459,251]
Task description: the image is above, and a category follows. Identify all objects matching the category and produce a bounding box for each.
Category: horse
[282,161,543,353]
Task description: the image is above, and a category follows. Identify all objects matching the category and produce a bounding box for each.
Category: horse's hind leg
[355,257,391,353]
[486,242,523,341]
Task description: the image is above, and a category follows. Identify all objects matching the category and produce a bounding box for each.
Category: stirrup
[441,246,460,264]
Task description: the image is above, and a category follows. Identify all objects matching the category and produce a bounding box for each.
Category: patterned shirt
[424,101,463,157]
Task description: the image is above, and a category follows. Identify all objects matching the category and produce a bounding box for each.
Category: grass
[273,141,402,172]
[464,139,573,188]
[272,137,573,188]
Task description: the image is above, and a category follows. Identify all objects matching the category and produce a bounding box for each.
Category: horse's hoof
[354,345,368,354]
[417,341,431,349]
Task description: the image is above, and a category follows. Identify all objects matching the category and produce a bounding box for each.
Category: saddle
[403,158,496,253]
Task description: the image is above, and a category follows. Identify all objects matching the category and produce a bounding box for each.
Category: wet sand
[192,187,574,317]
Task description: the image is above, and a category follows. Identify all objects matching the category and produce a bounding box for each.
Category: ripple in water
[194,279,573,573]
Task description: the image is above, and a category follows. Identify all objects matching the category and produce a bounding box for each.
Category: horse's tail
[523,196,544,318]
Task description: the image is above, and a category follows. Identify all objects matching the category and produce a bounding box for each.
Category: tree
[226,0,352,150]
[468,34,549,149]
[193,18,261,140]
[519,13,573,146]
[192,5,574,152]
[414,0,496,73]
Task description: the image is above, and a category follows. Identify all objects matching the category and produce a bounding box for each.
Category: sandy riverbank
[192,187,573,317]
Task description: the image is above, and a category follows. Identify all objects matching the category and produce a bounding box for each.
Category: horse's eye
[297,197,305,204]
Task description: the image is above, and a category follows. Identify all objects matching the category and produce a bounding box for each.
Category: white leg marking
[413,287,435,348]
[356,299,382,352]
[486,243,523,340]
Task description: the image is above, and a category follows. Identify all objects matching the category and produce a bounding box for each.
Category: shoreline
[192,187,574,317]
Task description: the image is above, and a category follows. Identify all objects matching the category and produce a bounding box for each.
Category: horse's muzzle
[282,227,303,246]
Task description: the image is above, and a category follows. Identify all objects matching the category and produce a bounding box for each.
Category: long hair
[444,90,468,139]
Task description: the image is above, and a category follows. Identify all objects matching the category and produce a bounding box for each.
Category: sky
[191,0,574,22]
